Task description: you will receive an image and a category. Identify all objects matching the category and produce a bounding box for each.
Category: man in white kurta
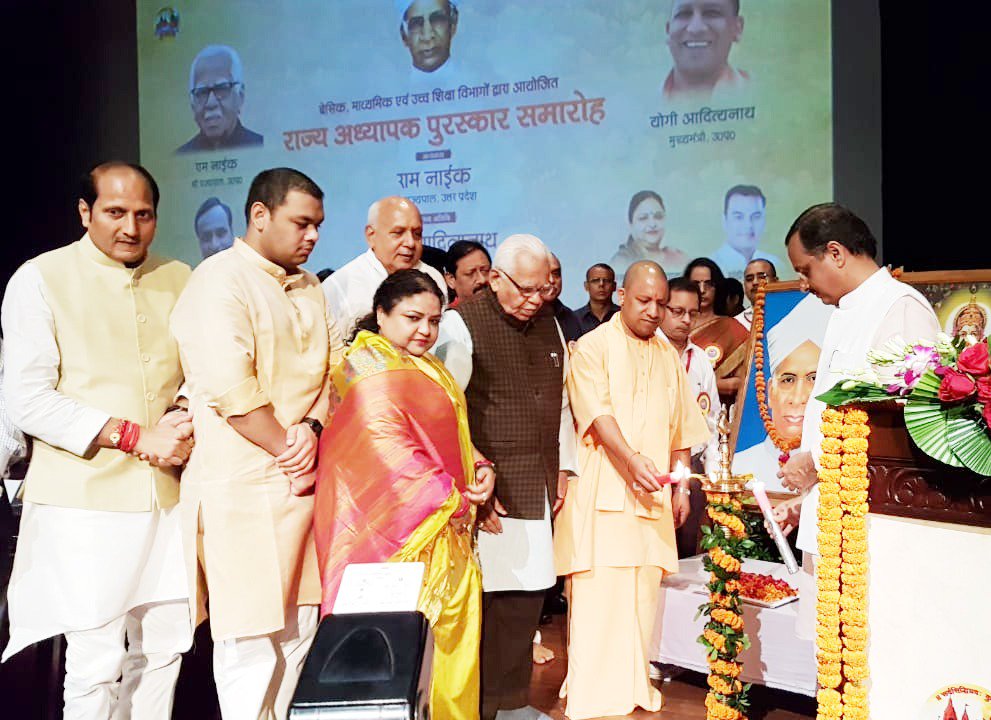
[322,196,446,339]
[434,234,576,720]
[780,204,939,639]
[171,169,345,719]
[1,163,193,719]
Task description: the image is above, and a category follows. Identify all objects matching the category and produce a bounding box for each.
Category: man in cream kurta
[780,204,939,640]
[171,169,345,719]
[1,163,194,719]
[322,195,445,339]
[553,262,709,720]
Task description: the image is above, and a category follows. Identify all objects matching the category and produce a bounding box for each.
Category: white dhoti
[3,501,191,719]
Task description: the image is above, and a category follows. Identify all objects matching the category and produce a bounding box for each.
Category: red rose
[938,368,977,402]
[984,402,991,429]
[957,341,990,377]
[978,376,991,404]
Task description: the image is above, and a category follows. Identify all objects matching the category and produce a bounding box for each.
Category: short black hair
[723,184,765,214]
[785,203,877,259]
[351,269,446,342]
[80,162,161,211]
[445,240,490,275]
[585,263,615,281]
[244,167,323,223]
[194,197,233,232]
[668,275,702,304]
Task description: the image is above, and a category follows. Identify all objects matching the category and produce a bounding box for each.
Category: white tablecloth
[651,556,815,697]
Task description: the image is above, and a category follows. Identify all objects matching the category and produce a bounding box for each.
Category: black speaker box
[289,611,433,719]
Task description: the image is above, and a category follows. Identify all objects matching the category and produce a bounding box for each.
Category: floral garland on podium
[815,407,870,720]
[699,493,753,720]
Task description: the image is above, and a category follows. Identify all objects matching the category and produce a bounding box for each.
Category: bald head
[623,260,667,290]
[619,261,668,339]
[365,196,424,273]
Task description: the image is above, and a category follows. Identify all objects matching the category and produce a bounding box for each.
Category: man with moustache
[736,257,778,330]
[574,263,620,337]
[177,45,263,153]
[444,239,491,306]
[323,195,446,338]
[554,261,709,719]
[435,234,577,720]
[663,0,749,102]
[1,162,193,717]
[779,203,938,641]
[171,168,345,718]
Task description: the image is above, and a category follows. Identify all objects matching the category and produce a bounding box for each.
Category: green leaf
[945,408,991,476]
[905,372,964,468]
[816,381,893,406]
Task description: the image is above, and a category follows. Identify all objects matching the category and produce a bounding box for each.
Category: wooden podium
[861,404,991,715]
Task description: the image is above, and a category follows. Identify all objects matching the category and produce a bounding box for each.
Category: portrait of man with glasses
[177,44,264,153]
[398,0,460,80]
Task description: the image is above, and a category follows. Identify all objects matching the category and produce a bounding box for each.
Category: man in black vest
[435,234,577,720]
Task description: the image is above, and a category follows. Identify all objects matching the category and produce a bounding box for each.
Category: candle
[751,481,799,574]
[654,459,689,485]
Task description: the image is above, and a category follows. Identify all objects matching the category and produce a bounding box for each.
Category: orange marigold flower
[842,452,869,467]
[847,501,871,517]
[840,475,870,491]
[822,409,845,423]
[820,454,842,469]
[817,670,843,689]
[821,422,844,438]
[821,438,842,453]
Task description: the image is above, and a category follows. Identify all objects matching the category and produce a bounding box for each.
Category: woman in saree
[685,257,751,405]
[313,269,494,720]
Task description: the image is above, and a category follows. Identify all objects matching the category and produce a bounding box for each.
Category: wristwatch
[109,420,125,449]
[300,417,323,438]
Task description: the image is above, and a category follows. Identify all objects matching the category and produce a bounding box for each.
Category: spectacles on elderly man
[190,81,241,107]
[405,10,453,36]
[497,269,555,299]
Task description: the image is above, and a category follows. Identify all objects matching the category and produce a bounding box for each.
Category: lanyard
[684,347,692,373]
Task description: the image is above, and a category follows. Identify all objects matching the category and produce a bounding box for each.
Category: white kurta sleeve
[872,296,941,347]
[698,360,722,475]
[434,310,474,391]
[321,274,352,341]
[0,264,110,456]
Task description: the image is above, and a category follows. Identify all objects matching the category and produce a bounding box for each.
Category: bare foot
[532,642,555,664]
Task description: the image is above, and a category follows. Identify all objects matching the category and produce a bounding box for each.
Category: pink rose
[957,341,990,377]
[938,368,977,402]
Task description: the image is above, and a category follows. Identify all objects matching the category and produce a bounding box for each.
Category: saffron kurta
[170,239,345,640]
[313,332,481,720]
[553,313,709,719]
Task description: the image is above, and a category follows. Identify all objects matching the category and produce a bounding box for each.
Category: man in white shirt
[735,258,778,330]
[659,276,719,556]
[709,185,783,280]
[434,234,576,720]
[777,203,939,638]
[323,196,446,339]
[1,162,194,718]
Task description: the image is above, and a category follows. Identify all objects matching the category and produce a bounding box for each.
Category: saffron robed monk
[1,162,194,718]
[170,168,345,719]
[314,269,495,720]
[553,261,710,719]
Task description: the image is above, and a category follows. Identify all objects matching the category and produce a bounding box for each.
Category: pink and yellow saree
[313,331,481,720]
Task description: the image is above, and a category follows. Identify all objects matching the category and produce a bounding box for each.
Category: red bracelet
[119,421,141,453]
[473,460,494,472]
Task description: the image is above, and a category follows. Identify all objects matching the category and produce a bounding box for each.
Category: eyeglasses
[665,306,700,321]
[405,10,452,36]
[497,269,554,299]
[190,81,241,107]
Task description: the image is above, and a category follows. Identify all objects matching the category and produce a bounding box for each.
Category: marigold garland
[816,406,871,719]
[751,279,802,461]
[699,493,752,719]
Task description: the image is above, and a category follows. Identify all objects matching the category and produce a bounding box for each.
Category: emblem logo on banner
[919,684,991,720]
